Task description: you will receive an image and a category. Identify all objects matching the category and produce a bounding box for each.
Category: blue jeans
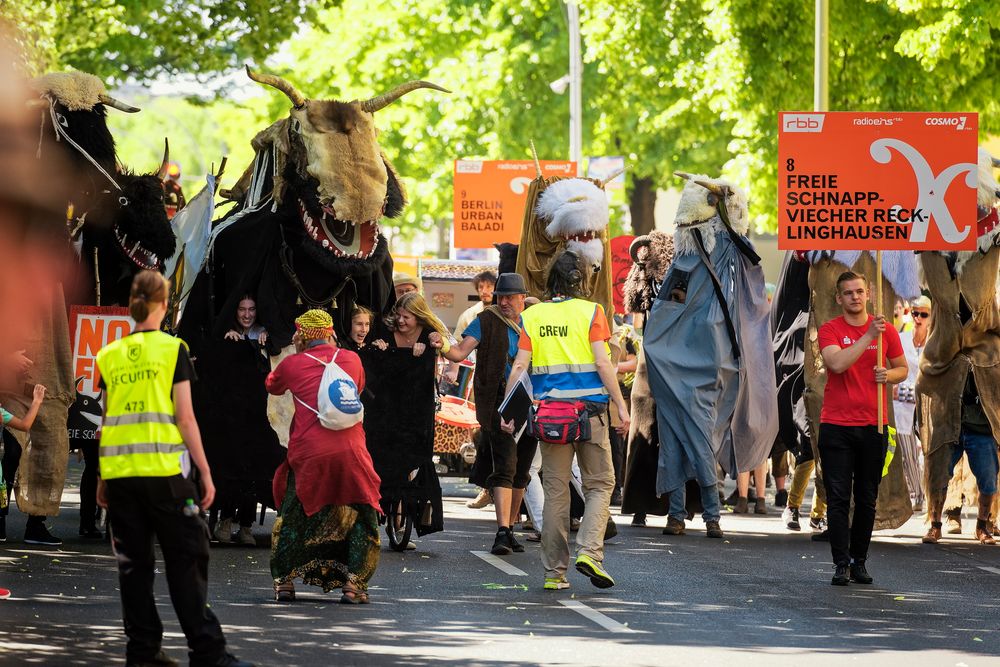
[950,430,999,496]
[669,482,721,523]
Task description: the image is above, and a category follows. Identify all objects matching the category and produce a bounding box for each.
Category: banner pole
[876,250,884,434]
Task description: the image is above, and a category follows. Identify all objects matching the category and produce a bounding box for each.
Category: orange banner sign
[778,112,978,251]
[453,160,576,248]
[67,306,132,442]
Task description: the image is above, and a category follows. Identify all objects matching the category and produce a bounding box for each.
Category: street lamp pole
[814,0,828,112]
[567,0,582,175]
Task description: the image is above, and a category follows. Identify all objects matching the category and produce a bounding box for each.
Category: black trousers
[485,429,538,490]
[107,475,227,665]
[79,443,100,530]
[818,423,887,567]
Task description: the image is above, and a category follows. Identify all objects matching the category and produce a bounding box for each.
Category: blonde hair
[388,292,448,339]
[129,271,169,323]
[911,295,932,311]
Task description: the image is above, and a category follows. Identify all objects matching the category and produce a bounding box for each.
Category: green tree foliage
[12,0,999,237]
[1,0,342,81]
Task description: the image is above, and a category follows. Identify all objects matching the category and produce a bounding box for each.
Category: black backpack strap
[692,228,741,360]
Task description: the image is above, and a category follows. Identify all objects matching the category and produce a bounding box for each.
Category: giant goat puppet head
[236,66,449,269]
[29,72,176,284]
[671,171,749,257]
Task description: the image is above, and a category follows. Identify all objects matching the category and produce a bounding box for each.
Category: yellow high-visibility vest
[96,330,187,479]
[520,298,608,403]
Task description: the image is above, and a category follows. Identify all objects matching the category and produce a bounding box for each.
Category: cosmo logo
[925,116,967,130]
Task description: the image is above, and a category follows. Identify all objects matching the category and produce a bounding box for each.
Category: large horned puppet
[30,72,176,306]
[641,173,776,528]
[917,148,1000,541]
[181,67,448,346]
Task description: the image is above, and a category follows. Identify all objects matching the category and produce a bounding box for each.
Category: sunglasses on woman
[912,311,930,319]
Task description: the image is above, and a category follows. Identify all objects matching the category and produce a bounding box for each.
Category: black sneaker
[203,654,255,667]
[509,530,525,553]
[24,521,62,546]
[831,564,849,586]
[630,512,647,527]
[491,528,513,556]
[849,560,873,584]
[774,490,788,508]
[79,526,103,539]
[126,650,179,667]
[811,529,830,542]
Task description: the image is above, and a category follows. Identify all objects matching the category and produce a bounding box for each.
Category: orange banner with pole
[453,159,575,248]
[778,112,979,252]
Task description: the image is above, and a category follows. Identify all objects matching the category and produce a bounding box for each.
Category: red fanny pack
[529,400,591,444]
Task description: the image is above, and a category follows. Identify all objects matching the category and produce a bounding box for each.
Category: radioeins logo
[783,114,824,132]
[924,116,967,130]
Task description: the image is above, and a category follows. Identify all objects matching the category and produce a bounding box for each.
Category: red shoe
[0,587,10,600]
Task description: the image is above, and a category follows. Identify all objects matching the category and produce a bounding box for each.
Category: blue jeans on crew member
[669,482,721,523]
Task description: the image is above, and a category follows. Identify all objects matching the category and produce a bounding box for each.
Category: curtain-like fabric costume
[643,175,776,498]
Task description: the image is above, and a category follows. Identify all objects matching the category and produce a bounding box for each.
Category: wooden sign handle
[876,250,884,435]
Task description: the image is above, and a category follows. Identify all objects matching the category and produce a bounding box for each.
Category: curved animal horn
[674,171,694,181]
[360,81,451,114]
[245,65,306,108]
[629,237,650,264]
[693,178,727,197]
[992,157,1000,169]
[98,93,140,113]
[530,140,542,179]
[599,166,626,188]
[156,138,170,179]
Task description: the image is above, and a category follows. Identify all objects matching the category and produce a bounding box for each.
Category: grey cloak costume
[644,227,777,496]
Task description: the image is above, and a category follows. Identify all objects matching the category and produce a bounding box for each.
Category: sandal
[274,581,295,602]
[340,584,369,605]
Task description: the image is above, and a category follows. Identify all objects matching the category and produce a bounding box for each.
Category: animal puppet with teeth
[642,171,776,512]
[514,156,619,330]
[30,71,176,306]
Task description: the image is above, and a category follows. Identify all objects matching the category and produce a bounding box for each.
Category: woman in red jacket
[266,309,381,604]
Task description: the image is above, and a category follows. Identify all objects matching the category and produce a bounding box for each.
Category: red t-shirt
[818,315,903,426]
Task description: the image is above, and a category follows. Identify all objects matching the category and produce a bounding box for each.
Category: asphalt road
[2,464,999,666]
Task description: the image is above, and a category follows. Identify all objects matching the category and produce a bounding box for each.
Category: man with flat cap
[431,273,536,555]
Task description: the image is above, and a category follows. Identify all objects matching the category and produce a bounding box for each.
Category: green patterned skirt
[270,470,380,592]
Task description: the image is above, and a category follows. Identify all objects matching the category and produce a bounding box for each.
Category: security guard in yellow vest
[96,271,252,667]
[502,251,630,591]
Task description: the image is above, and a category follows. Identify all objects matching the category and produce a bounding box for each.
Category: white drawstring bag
[293,350,364,430]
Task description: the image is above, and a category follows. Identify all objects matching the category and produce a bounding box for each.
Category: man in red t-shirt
[818,271,907,587]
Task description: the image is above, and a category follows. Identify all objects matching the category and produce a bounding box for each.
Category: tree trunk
[629,176,656,236]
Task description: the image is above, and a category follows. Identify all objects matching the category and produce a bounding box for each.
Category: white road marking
[559,599,636,633]
[977,566,1000,575]
[470,550,528,576]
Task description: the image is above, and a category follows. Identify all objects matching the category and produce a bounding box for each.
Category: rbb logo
[925,116,967,130]
[783,114,825,133]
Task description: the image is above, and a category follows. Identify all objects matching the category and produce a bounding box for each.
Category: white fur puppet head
[672,172,749,256]
[535,178,609,271]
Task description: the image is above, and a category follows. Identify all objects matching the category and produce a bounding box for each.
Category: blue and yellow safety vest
[96,330,187,479]
[520,298,608,403]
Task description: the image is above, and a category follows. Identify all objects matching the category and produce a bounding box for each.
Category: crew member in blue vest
[96,271,252,667]
[501,251,630,590]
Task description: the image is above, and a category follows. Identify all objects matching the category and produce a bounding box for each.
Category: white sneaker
[782,506,801,531]
[236,526,255,546]
[213,518,233,543]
